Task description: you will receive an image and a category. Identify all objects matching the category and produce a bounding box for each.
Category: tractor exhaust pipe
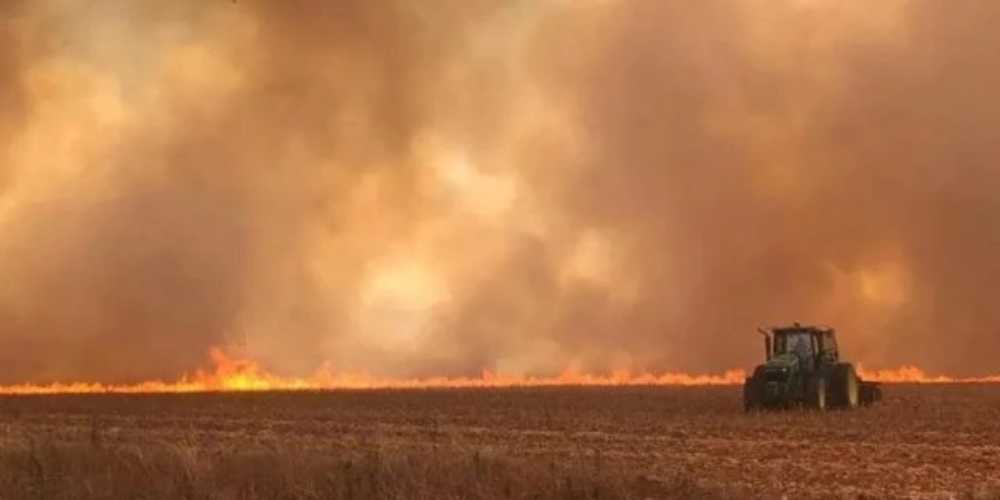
[757,327,772,361]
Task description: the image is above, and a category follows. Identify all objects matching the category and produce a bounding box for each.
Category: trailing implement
[744,324,881,411]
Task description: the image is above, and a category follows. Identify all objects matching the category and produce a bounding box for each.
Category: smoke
[0,0,997,383]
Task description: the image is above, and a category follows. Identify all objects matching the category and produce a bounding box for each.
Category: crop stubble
[0,384,997,499]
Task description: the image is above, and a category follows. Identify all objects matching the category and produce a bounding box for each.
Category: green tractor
[744,324,881,411]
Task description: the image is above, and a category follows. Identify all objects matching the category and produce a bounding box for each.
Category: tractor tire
[831,363,860,409]
[743,378,759,412]
[809,376,828,411]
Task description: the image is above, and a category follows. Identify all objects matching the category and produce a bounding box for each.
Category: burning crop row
[0,349,996,395]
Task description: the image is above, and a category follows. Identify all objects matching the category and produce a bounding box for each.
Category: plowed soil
[1,384,997,499]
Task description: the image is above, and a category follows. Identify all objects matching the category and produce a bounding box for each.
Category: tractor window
[776,332,814,357]
[823,332,838,361]
[821,332,838,359]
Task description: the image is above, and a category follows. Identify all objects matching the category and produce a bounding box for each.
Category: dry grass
[0,438,731,500]
[0,385,999,499]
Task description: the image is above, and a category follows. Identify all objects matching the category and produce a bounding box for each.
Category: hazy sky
[1,0,998,383]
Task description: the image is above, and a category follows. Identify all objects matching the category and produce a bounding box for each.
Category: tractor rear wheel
[743,378,759,412]
[831,364,860,409]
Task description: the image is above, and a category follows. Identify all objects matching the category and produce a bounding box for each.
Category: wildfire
[0,348,746,395]
[0,350,997,395]
[857,365,1000,384]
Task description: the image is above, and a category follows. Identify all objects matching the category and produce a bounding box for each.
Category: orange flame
[0,348,747,395]
[1,350,997,395]
[857,365,1000,384]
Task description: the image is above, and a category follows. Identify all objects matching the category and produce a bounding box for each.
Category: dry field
[0,384,998,499]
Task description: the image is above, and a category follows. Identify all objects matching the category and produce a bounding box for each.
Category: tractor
[744,323,881,411]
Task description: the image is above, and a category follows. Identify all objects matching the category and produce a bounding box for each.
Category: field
[0,385,998,499]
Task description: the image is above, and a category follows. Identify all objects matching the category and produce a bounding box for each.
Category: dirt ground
[0,384,998,499]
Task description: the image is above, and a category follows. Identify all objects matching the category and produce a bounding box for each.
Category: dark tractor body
[744,324,881,411]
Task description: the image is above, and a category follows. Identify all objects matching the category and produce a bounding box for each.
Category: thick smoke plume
[0,0,997,383]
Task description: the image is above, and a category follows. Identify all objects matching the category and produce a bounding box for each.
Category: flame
[1,350,997,395]
[857,365,1000,384]
[0,348,747,395]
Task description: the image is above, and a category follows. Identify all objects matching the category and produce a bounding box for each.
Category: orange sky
[0,0,998,384]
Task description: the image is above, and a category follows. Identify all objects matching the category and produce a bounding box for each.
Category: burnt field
[0,385,998,499]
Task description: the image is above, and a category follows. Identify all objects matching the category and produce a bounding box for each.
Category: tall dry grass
[0,437,732,500]
[4,386,1000,499]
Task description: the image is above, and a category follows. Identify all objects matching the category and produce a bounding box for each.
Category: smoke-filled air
[1,0,998,390]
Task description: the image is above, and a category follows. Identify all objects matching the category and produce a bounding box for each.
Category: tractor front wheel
[810,377,827,411]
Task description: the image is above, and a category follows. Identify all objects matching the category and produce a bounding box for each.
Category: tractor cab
[769,325,838,373]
